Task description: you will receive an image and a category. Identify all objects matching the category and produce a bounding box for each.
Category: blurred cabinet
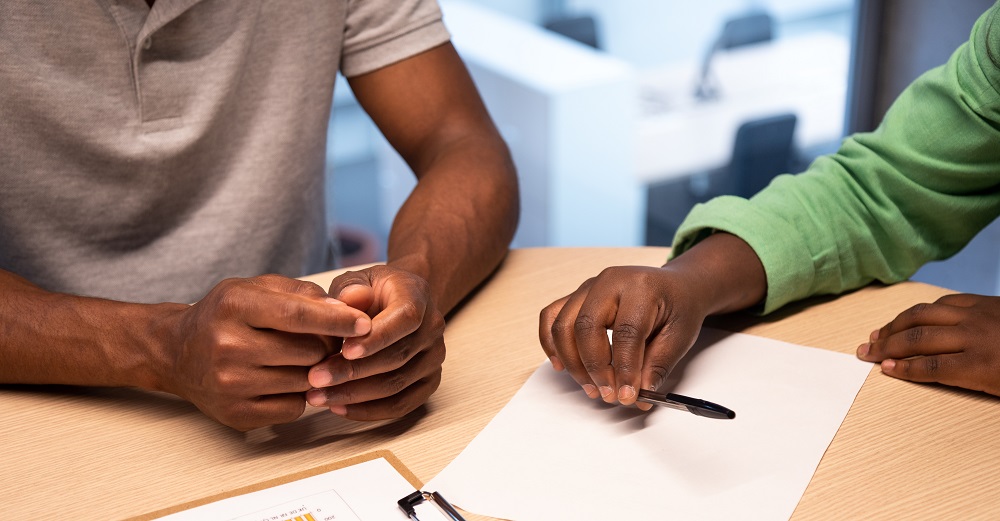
[377,0,644,247]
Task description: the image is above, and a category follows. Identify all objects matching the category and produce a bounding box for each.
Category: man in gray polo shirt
[0,1,519,430]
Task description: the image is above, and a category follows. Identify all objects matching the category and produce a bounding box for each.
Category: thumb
[329,271,376,314]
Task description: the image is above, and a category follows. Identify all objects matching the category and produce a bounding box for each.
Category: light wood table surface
[3,247,1000,519]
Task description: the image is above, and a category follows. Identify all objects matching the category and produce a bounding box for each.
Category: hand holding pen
[537,235,762,415]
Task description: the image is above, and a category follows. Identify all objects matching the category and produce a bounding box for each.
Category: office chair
[644,113,797,245]
[730,113,797,198]
[695,11,776,100]
[717,12,774,50]
[542,14,601,50]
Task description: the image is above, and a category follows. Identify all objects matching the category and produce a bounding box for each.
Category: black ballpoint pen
[636,389,736,420]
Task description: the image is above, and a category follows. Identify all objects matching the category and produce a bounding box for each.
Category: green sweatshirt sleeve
[671,3,1000,315]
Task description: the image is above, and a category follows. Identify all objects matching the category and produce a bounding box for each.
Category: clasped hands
[162,265,445,431]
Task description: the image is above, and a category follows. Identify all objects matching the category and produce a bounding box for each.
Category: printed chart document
[135,451,447,521]
[427,328,872,521]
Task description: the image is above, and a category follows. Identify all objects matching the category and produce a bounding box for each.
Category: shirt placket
[133,0,204,126]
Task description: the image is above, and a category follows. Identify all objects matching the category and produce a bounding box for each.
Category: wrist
[131,302,189,394]
[386,252,431,282]
[665,232,767,316]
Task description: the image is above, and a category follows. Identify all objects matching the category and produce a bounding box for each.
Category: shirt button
[142,37,152,50]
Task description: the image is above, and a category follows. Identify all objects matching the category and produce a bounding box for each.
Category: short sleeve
[340,0,451,77]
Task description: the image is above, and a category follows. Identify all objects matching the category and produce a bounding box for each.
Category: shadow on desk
[0,383,429,455]
[246,406,429,455]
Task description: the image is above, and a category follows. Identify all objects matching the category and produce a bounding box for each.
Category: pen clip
[397,490,467,521]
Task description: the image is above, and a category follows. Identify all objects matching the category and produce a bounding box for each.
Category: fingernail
[870,329,880,342]
[549,356,564,371]
[618,385,636,401]
[882,359,896,371]
[857,342,870,358]
[354,317,370,335]
[582,384,598,398]
[324,298,345,305]
[329,404,347,415]
[306,389,326,407]
[339,284,365,298]
[599,386,614,401]
[310,368,333,388]
[342,342,364,360]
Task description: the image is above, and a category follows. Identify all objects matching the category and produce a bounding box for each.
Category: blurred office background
[327,0,1000,295]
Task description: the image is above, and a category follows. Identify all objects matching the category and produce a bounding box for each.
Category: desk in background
[3,248,1000,519]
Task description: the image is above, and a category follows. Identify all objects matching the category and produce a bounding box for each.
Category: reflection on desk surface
[635,32,849,182]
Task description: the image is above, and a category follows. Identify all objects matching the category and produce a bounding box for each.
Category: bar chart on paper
[228,491,353,521]
[155,455,429,521]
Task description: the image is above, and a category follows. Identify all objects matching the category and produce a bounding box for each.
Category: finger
[308,331,436,388]
[539,296,570,371]
[306,345,445,408]
[329,271,377,314]
[251,274,329,299]
[207,365,314,397]
[341,278,430,360]
[879,353,972,389]
[224,393,308,431]
[233,283,371,337]
[934,293,982,308]
[250,330,334,367]
[861,325,967,362]
[574,284,619,404]
[249,366,315,395]
[333,374,441,421]
[874,302,966,342]
[609,293,659,406]
[639,317,698,411]
[550,281,601,399]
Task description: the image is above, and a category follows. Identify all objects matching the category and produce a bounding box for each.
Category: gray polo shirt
[0,0,449,304]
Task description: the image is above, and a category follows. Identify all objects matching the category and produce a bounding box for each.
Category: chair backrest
[731,113,797,198]
[717,12,774,50]
[543,14,601,50]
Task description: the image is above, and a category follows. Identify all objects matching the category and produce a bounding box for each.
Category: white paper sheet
[427,328,872,521]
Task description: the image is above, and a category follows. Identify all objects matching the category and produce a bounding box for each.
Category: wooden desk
[3,247,1000,519]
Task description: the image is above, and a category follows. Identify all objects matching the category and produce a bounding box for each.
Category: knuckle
[614,359,637,376]
[613,323,642,343]
[277,299,309,329]
[648,365,669,388]
[923,356,941,375]
[214,281,246,312]
[387,397,415,418]
[428,311,446,337]
[551,316,575,342]
[573,314,601,335]
[383,372,412,395]
[905,326,925,344]
[344,359,364,380]
[209,369,242,390]
[582,360,605,375]
[257,273,283,285]
[429,342,447,366]
[540,303,558,324]
[383,344,412,369]
[398,300,424,325]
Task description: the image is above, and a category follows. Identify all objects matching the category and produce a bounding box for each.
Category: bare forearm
[0,270,180,389]
[387,135,518,314]
[664,232,767,316]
